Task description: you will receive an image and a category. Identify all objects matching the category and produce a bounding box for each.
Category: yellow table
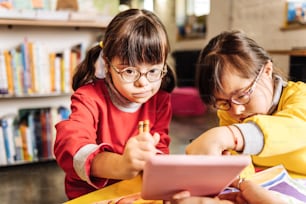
[65,165,304,204]
[64,175,162,204]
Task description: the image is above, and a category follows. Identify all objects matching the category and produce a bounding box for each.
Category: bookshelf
[0,18,108,167]
[268,49,306,57]
[0,19,108,29]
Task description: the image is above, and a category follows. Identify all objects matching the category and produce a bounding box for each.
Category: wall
[157,0,306,75]
[231,0,306,75]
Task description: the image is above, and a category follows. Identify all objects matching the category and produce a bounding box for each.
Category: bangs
[112,17,168,66]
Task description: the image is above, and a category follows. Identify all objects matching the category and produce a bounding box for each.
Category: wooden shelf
[0,92,71,99]
[268,49,306,56]
[0,19,108,29]
[0,158,56,168]
[280,24,306,31]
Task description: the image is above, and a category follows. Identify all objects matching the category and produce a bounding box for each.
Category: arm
[219,179,286,204]
[91,131,160,180]
[169,179,286,204]
[220,81,306,156]
[91,92,172,179]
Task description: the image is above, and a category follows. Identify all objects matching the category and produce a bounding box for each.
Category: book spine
[0,51,8,94]
[1,119,13,163]
[4,50,14,94]
[0,122,8,165]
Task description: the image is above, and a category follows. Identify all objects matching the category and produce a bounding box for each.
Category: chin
[131,97,150,104]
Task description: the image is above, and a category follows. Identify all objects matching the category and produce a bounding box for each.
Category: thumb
[152,133,160,146]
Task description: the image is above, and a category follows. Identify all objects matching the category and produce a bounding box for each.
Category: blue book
[1,119,11,163]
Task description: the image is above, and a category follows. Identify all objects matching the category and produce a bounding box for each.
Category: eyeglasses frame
[213,65,265,111]
[107,59,167,83]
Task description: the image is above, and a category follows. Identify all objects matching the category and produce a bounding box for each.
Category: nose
[134,74,149,87]
[229,103,245,115]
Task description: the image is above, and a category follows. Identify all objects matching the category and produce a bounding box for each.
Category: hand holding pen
[138,120,150,133]
[120,119,161,179]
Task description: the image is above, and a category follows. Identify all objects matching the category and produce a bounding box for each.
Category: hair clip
[99,41,103,48]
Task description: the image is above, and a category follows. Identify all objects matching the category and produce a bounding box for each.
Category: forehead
[215,68,252,98]
[112,57,164,67]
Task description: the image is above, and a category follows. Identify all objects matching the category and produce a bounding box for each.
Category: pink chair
[171,87,207,116]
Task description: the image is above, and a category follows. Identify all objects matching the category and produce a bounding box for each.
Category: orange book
[19,124,31,161]
[3,50,14,94]
[49,53,56,92]
[27,42,36,93]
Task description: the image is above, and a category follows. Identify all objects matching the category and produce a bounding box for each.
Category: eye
[215,100,229,107]
[233,92,250,104]
[123,68,138,75]
[148,68,162,75]
[237,93,247,100]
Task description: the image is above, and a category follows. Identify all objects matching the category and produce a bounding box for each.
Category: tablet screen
[141,154,251,200]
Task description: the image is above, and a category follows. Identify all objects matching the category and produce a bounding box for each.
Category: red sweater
[54,79,171,199]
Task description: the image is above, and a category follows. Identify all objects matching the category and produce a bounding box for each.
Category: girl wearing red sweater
[54,9,176,199]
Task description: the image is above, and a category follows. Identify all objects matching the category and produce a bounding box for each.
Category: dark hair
[72,9,176,92]
[196,30,278,105]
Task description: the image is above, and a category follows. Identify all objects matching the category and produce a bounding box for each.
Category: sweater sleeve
[54,90,112,189]
[150,91,172,154]
[233,122,264,155]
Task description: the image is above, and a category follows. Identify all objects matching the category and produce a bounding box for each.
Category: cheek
[112,77,131,96]
[115,83,133,97]
[151,81,162,92]
[248,91,272,114]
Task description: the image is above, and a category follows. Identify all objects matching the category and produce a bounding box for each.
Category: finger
[172,190,191,199]
[152,132,160,146]
[136,132,155,143]
[222,150,231,155]
[218,192,239,201]
[231,177,246,189]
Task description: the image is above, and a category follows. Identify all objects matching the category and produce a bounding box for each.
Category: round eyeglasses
[213,66,265,111]
[108,61,167,83]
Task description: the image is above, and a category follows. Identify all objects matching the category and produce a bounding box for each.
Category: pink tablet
[141,154,251,201]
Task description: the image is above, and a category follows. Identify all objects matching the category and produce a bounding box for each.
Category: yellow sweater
[219,81,306,178]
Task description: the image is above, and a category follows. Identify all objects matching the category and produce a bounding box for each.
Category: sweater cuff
[73,143,113,189]
[233,122,264,155]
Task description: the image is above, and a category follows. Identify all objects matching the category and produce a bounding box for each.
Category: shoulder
[280,81,306,108]
[72,79,109,105]
[282,81,306,97]
[286,80,306,89]
[74,79,107,97]
[152,90,171,102]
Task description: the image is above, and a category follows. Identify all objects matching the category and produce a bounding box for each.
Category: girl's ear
[264,60,273,78]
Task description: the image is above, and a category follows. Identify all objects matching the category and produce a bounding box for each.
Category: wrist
[232,125,244,151]
[226,126,237,150]
[226,125,244,152]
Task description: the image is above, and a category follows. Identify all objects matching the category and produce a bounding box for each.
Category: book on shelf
[0,113,18,165]
[0,51,8,94]
[3,50,14,94]
[0,122,7,165]
[1,115,16,164]
[1,40,85,96]
[0,0,116,22]
[0,106,70,166]
[10,48,23,95]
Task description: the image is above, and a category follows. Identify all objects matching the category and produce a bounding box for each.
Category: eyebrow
[216,84,251,100]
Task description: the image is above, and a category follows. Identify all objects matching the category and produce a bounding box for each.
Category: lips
[133,91,151,98]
